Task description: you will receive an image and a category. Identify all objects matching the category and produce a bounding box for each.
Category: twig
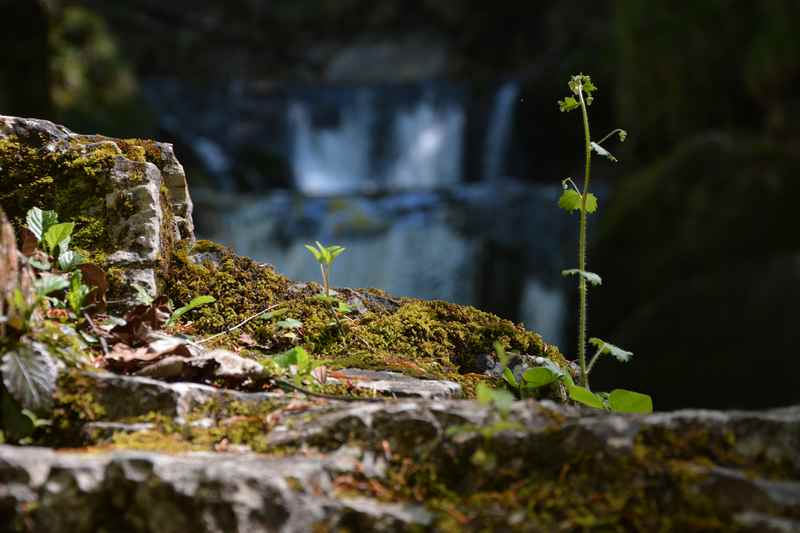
[83,311,109,356]
[197,303,283,345]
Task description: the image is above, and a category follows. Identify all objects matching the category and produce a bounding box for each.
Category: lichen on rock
[0,115,193,308]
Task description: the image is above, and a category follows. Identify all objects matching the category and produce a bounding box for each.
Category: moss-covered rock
[165,239,566,394]
[0,115,193,308]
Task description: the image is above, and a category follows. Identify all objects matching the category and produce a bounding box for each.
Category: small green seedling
[552,74,652,412]
[166,295,216,326]
[304,241,345,298]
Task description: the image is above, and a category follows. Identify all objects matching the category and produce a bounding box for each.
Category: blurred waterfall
[483,80,519,180]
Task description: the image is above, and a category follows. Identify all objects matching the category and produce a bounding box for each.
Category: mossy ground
[166,239,567,396]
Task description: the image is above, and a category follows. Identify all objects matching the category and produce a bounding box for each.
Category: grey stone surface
[2,369,800,531]
[0,445,431,533]
[0,115,195,308]
[330,368,462,399]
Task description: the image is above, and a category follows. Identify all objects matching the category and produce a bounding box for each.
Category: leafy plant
[304,241,346,298]
[25,207,84,272]
[553,74,652,412]
[304,241,349,332]
[166,295,216,326]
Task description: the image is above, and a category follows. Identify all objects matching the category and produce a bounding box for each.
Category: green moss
[98,399,287,454]
[165,240,566,396]
[45,370,107,446]
[0,136,116,254]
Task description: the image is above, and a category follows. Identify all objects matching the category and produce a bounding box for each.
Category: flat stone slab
[330,368,462,399]
[0,445,432,533]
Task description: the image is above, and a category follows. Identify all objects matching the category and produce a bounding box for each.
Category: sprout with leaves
[304,241,345,298]
[554,74,652,413]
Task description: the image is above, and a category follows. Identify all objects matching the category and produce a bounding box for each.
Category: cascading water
[145,77,571,348]
[483,80,520,181]
[287,84,464,195]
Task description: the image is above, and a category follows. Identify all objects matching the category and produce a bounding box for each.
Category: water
[145,77,572,348]
[483,81,520,181]
[287,84,465,194]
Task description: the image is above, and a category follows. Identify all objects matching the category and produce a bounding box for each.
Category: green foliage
[588,337,633,363]
[561,269,602,286]
[1,207,108,441]
[476,383,514,417]
[304,241,346,266]
[554,73,652,410]
[26,207,59,241]
[608,389,653,413]
[1,343,59,414]
[304,241,346,298]
[66,271,91,314]
[43,223,75,256]
[167,295,216,326]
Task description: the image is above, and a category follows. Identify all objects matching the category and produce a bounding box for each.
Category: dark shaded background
[2,0,798,410]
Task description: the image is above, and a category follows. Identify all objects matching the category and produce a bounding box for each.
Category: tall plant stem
[577,86,592,388]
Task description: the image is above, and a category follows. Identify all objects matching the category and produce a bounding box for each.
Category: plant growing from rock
[304,241,346,298]
[532,73,653,413]
[304,241,350,331]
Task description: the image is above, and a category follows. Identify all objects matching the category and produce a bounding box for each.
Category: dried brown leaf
[19,227,38,257]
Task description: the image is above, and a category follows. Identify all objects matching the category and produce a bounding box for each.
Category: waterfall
[286,84,465,195]
[145,77,572,347]
[288,90,375,195]
[483,80,520,181]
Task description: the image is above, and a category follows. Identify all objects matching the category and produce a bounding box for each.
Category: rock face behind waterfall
[0,117,799,532]
[0,115,194,307]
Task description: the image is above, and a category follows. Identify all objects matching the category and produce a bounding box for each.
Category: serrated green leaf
[336,301,352,313]
[33,274,69,297]
[584,193,598,214]
[58,250,83,271]
[558,189,582,211]
[590,142,617,162]
[26,208,58,241]
[557,96,579,112]
[168,295,216,325]
[522,367,559,389]
[1,343,59,413]
[608,389,652,413]
[568,385,606,410]
[561,269,602,286]
[502,367,518,388]
[43,223,75,255]
[276,318,303,330]
[588,338,633,362]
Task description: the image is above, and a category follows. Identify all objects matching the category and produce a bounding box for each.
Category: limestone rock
[0,115,195,310]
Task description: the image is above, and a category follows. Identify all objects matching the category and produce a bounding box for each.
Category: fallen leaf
[109,296,170,346]
[19,227,38,257]
[78,263,108,312]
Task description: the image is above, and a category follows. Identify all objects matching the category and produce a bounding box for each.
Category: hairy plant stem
[577,85,592,389]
